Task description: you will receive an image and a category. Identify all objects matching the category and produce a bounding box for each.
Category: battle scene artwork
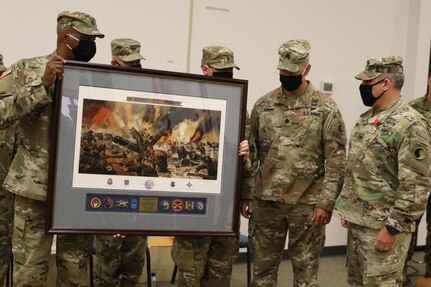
[78,98,222,181]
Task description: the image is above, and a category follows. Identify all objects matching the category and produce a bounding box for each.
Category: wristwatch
[385,225,400,235]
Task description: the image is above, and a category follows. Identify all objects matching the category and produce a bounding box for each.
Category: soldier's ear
[201,65,212,76]
[59,33,68,42]
[59,33,73,48]
[382,78,391,90]
[303,64,311,77]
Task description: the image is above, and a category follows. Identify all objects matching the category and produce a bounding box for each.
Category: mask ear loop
[64,34,79,50]
[67,34,80,42]
[301,64,309,77]
[373,79,387,99]
[202,65,213,76]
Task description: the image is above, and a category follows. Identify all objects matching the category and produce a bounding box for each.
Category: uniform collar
[275,81,315,108]
[359,98,404,125]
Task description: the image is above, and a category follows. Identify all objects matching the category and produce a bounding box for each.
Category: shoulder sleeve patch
[414,147,426,160]
[406,144,429,175]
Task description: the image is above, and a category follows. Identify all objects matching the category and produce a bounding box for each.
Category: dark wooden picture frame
[46,61,247,236]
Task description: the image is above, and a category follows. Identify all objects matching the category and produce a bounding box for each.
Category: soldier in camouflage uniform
[333,56,431,286]
[0,55,18,283]
[171,46,250,287]
[243,39,347,287]
[94,38,149,287]
[0,11,104,286]
[406,70,431,280]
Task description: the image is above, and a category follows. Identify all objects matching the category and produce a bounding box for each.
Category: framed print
[46,61,248,236]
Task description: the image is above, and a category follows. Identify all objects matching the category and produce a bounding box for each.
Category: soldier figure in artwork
[333,56,431,286]
[195,155,217,178]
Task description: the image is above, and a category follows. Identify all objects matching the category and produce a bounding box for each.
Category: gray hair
[381,73,404,90]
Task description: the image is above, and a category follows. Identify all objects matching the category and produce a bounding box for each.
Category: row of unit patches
[86,193,207,215]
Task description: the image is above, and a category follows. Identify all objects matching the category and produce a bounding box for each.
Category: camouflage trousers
[405,195,431,266]
[12,195,93,287]
[0,187,14,283]
[249,199,325,287]
[94,235,148,287]
[171,236,239,287]
[346,223,411,286]
[403,214,422,282]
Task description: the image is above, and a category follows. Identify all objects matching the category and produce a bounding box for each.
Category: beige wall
[1,0,430,247]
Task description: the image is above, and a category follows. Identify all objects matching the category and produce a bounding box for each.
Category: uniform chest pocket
[358,131,397,176]
[277,118,315,148]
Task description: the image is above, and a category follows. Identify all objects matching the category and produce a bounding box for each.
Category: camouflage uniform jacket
[243,83,347,210]
[0,70,18,186]
[333,99,431,232]
[0,96,18,186]
[0,53,55,201]
[409,95,431,124]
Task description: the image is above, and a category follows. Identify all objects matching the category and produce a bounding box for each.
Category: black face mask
[69,39,97,62]
[359,79,386,107]
[279,74,303,91]
[212,71,233,79]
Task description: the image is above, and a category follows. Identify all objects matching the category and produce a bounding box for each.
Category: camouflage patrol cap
[111,38,145,62]
[0,54,6,72]
[201,46,239,70]
[57,11,104,38]
[277,39,310,72]
[355,56,403,81]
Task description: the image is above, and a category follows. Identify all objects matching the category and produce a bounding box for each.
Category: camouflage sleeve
[316,106,347,211]
[386,122,431,232]
[244,110,251,141]
[241,109,257,200]
[0,123,17,183]
[0,60,52,129]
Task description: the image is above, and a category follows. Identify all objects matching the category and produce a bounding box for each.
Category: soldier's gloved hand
[42,55,65,88]
[311,207,332,226]
[239,140,249,159]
